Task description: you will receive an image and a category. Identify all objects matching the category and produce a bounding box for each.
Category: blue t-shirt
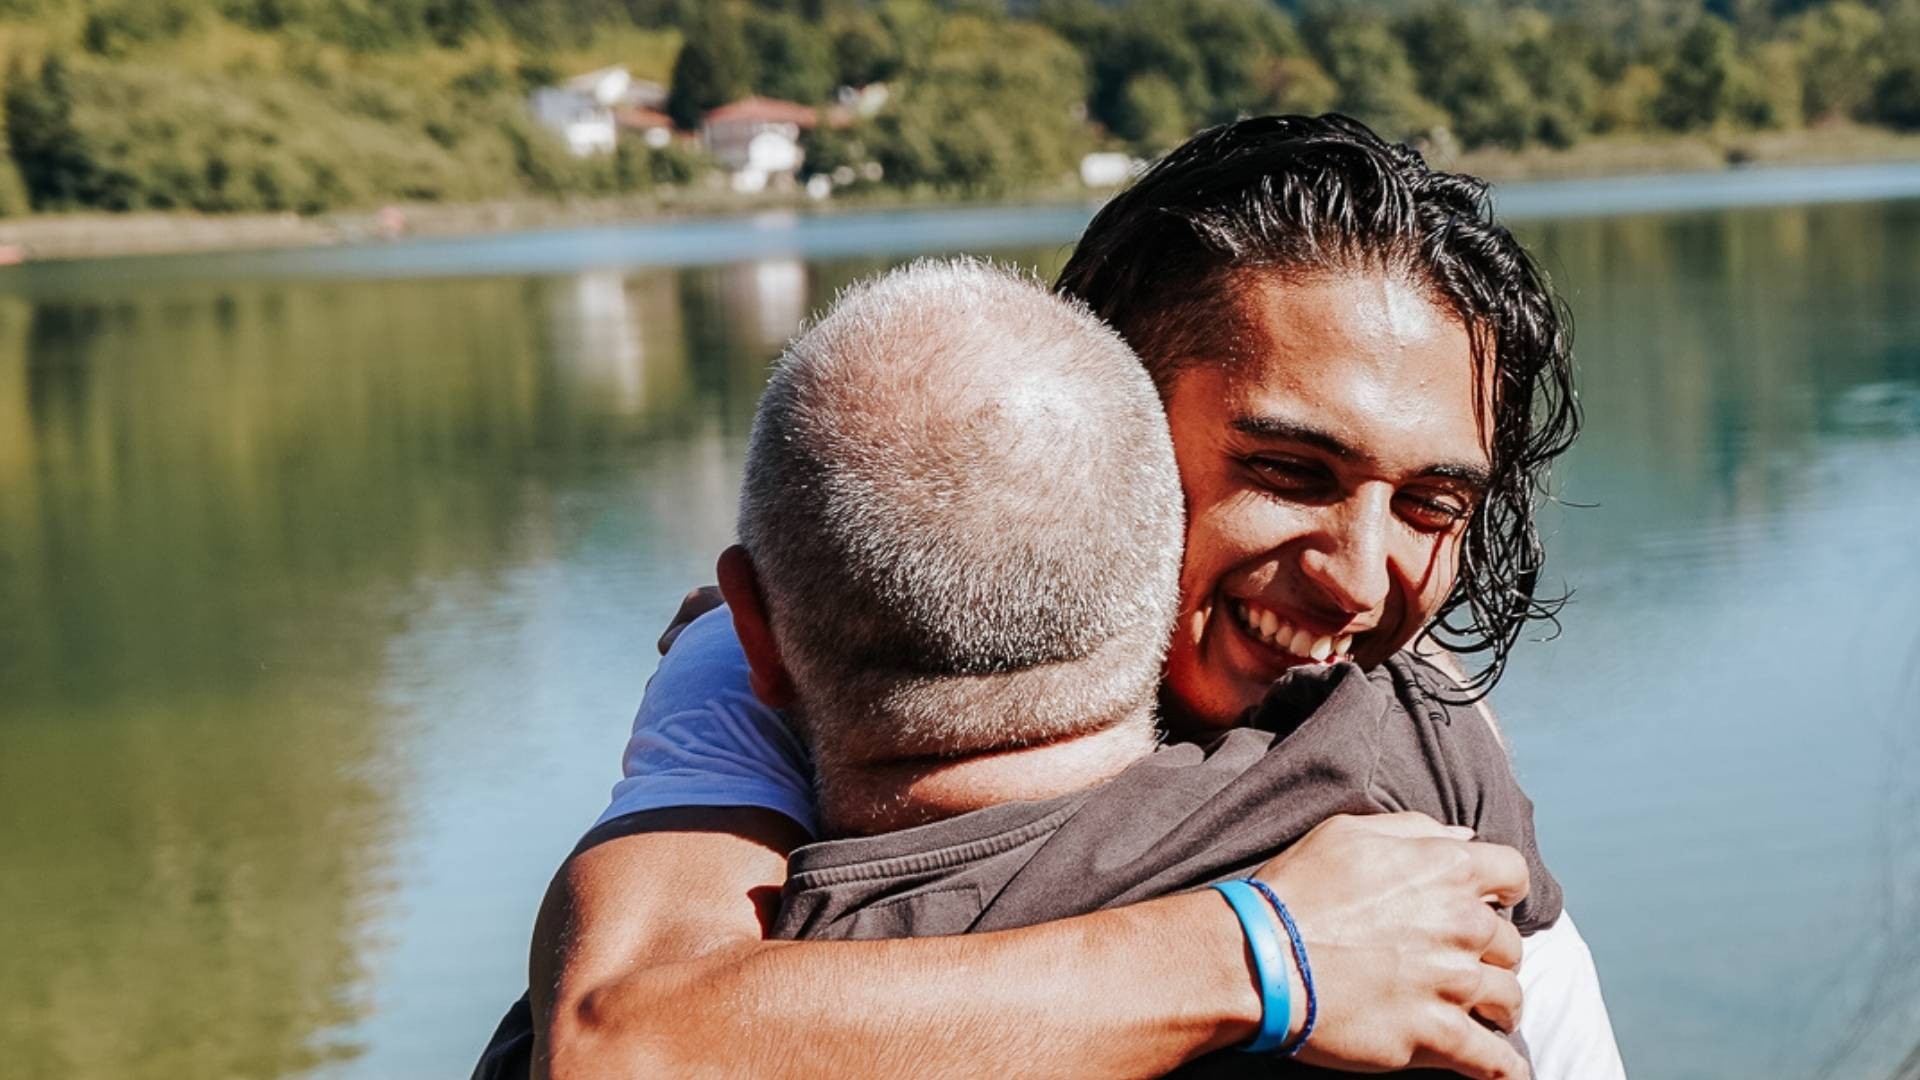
[596,606,818,835]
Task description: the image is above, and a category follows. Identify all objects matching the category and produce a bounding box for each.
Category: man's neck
[822,718,1157,838]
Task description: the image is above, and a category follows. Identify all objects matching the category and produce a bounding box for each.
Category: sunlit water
[3,167,1918,1079]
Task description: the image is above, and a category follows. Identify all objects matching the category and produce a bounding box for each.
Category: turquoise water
[2,166,1917,1078]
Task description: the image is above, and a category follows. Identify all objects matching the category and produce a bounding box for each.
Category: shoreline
[5,127,1920,265]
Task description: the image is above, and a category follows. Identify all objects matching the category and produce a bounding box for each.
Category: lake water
[3,168,1918,1080]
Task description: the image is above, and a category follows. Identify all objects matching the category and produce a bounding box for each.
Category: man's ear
[716,544,795,709]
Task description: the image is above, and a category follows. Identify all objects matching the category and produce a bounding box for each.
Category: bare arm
[532,807,1257,1080]
[532,808,1533,1080]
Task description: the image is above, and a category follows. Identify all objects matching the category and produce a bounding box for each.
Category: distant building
[621,78,669,112]
[835,82,891,118]
[1079,151,1137,188]
[616,106,676,149]
[702,97,819,193]
[530,66,635,157]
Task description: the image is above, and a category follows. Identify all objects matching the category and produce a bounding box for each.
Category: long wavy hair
[1056,113,1581,697]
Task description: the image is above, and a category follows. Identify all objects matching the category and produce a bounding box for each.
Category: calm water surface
[3,171,1918,1079]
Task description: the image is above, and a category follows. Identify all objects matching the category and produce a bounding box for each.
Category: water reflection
[0,200,1916,1078]
[1505,200,1920,1078]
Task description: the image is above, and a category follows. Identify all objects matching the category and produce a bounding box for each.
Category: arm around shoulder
[531,807,1263,1080]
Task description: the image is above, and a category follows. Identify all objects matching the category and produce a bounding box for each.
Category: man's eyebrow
[1230,414,1492,491]
[1230,415,1357,459]
[1419,461,1494,491]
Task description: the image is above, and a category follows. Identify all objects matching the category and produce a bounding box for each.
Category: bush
[23,56,629,213]
[613,138,710,189]
[1874,62,1920,130]
[867,17,1089,195]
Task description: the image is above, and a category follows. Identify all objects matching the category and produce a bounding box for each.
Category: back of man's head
[738,258,1182,801]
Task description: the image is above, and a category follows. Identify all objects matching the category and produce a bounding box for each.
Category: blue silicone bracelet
[1209,880,1293,1054]
[1246,877,1317,1056]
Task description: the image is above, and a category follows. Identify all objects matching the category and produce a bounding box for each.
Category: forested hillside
[0,0,1916,215]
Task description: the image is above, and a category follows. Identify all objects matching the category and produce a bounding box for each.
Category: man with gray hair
[721,255,1182,837]
[710,257,1558,1076]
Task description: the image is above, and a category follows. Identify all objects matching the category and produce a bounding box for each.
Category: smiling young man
[1158,271,1497,724]
[500,116,1619,1080]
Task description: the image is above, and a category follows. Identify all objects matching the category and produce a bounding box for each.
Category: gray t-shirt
[773,656,1562,1077]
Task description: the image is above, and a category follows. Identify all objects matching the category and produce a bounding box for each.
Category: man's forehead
[1212,272,1494,469]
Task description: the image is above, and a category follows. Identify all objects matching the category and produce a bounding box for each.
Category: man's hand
[656,585,724,655]
[1256,812,1532,1080]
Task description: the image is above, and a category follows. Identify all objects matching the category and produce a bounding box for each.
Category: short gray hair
[739,258,1182,781]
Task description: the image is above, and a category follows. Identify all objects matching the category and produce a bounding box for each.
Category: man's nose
[1298,489,1392,617]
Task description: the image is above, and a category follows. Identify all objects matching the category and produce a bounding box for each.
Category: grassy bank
[6,124,1920,265]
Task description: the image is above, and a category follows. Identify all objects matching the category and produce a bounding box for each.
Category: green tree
[1081,11,1208,136]
[1258,55,1339,115]
[5,56,96,210]
[1114,72,1191,152]
[1302,8,1447,138]
[81,0,201,59]
[869,17,1087,194]
[667,4,754,128]
[1178,0,1304,120]
[1737,40,1805,129]
[1654,16,1746,131]
[829,11,903,86]
[1874,61,1920,129]
[1508,12,1599,147]
[1876,0,1920,128]
[744,12,835,102]
[1594,62,1662,132]
[1791,1,1887,122]
[422,0,491,47]
[1398,3,1533,148]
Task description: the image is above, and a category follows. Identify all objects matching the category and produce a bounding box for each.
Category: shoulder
[1366,651,1514,791]
[1373,651,1565,932]
[595,607,819,835]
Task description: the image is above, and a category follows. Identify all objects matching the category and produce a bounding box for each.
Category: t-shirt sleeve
[593,606,818,836]
[1517,911,1628,1080]
[1379,654,1564,933]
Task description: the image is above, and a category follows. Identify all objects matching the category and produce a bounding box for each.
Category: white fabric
[603,610,1626,1074]
[1519,911,1629,1079]
[595,606,816,833]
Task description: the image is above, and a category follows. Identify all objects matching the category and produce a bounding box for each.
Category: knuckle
[1440,964,1480,1004]
[1445,899,1487,944]
[1474,907,1504,947]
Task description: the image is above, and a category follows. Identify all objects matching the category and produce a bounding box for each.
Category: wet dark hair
[1055,113,1579,697]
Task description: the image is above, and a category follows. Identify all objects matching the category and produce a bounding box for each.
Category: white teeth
[1236,601,1357,662]
[1287,627,1315,657]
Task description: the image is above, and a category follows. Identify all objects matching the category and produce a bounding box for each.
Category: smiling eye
[1395,492,1472,533]
[1245,455,1334,497]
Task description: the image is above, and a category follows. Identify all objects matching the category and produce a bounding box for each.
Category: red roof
[704,96,819,128]
[615,106,675,131]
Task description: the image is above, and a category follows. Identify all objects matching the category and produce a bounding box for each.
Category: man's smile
[1218,594,1357,673]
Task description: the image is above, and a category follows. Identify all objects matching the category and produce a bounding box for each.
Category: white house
[702,96,818,193]
[529,66,635,158]
[1079,151,1137,188]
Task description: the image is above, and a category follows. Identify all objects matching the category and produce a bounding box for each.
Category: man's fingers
[1416,1012,1532,1080]
[657,585,726,655]
[1468,964,1523,1033]
[1329,811,1471,840]
[1480,912,1524,970]
[1464,841,1531,909]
